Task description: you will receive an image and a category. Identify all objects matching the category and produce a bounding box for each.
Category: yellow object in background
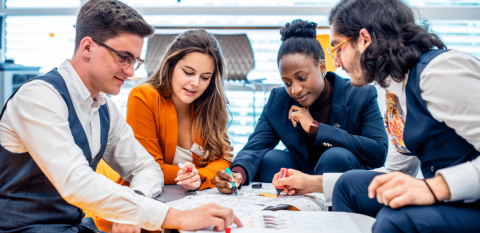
[49,32,55,37]
[317,34,336,72]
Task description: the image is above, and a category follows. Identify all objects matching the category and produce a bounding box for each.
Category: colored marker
[225,167,238,196]
[275,168,288,197]
[178,163,193,173]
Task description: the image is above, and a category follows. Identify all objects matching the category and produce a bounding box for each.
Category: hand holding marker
[225,168,238,196]
[178,163,193,173]
[275,168,289,197]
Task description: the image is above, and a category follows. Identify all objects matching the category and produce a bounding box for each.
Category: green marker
[225,168,238,196]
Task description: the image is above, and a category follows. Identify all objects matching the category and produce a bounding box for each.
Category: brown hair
[75,0,154,50]
[146,29,233,164]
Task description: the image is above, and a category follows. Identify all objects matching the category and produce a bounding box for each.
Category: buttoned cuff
[132,186,152,198]
[436,162,480,202]
[323,173,344,206]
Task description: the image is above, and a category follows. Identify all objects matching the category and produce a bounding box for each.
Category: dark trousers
[333,170,480,233]
[252,148,365,182]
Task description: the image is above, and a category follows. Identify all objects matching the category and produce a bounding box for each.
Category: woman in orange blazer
[88,29,234,233]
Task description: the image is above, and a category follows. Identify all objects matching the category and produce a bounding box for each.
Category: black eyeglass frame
[92,38,144,71]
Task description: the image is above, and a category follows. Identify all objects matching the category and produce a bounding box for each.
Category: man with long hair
[328,0,480,232]
[0,1,241,232]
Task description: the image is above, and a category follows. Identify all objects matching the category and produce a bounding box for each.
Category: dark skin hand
[213,170,242,194]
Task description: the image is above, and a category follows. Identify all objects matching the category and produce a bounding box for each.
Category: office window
[6,0,80,8]
[123,0,480,7]
[5,15,480,154]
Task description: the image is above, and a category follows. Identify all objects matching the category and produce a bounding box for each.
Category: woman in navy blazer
[214,20,388,193]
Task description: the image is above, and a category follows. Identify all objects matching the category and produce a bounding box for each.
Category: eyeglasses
[327,37,351,59]
[92,38,144,71]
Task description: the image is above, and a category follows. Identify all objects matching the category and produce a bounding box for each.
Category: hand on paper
[273,169,323,195]
[214,170,242,194]
[175,162,201,190]
[109,222,141,233]
[162,203,243,231]
[288,105,315,133]
[368,172,451,209]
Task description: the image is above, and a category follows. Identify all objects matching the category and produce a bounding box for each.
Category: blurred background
[1,0,479,155]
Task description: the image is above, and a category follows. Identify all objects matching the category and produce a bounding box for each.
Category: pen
[275,168,288,197]
[225,167,238,196]
[178,163,193,173]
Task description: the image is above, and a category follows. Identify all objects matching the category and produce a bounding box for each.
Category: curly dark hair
[75,0,154,50]
[328,0,446,87]
[277,19,325,66]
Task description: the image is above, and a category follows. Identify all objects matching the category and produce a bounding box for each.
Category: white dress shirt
[392,50,480,202]
[0,60,169,230]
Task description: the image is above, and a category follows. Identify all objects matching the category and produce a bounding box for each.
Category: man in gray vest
[0,0,241,232]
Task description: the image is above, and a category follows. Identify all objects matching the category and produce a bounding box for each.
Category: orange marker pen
[275,168,288,197]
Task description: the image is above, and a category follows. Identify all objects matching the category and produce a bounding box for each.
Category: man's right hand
[272,169,323,195]
[162,203,243,231]
[213,170,242,194]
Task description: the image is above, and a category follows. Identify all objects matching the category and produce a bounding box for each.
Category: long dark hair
[329,0,446,87]
[277,19,325,66]
[146,29,233,164]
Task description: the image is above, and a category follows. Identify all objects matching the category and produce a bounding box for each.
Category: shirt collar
[385,72,409,97]
[57,59,107,106]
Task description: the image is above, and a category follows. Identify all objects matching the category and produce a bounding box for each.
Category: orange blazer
[126,83,231,189]
[86,83,231,232]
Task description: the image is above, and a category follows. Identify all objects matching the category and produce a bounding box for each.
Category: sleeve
[314,86,389,168]
[419,50,480,202]
[197,158,231,190]
[231,88,281,185]
[102,98,164,199]
[323,173,344,206]
[375,134,421,177]
[6,81,169,231]
[125,86,181,185]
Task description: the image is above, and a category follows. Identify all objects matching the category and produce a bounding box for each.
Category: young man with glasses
[327,0,480,232]
[0,1,241,233]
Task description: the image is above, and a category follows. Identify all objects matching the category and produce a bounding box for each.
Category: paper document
[195,211,361,233]
[165,183,326,219]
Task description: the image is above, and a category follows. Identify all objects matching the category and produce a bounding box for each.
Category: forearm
[315,124,387,168]
[306,174,324,193]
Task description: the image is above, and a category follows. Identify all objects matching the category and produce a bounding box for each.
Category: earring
[323,70,327,77]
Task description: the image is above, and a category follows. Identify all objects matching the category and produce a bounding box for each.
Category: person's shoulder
[129,83,163,101]
[265,87,293,111]
[338,76,377,99]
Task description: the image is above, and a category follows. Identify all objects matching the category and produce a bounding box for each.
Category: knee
[373,207,412,233]
[334,170,365,194]
[315,148,359,174]
[321,148,354,163]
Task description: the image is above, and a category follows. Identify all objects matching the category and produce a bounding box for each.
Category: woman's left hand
[175,162,201,190]
[289,105,315,133]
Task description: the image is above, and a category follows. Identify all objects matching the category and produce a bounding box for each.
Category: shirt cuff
[323,173,344,206]
[231,166,247,186]
[436,162,480,202]
[132,186,153,199]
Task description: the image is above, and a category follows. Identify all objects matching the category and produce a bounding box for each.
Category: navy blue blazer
[232,72,388,184]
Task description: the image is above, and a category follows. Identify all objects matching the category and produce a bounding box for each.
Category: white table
[179,212,375,233]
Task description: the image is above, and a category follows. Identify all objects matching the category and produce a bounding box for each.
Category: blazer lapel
[328,73,349,130]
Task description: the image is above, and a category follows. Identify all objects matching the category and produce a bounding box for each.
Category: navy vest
[0,69,110,232]
[403,50,480,178]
